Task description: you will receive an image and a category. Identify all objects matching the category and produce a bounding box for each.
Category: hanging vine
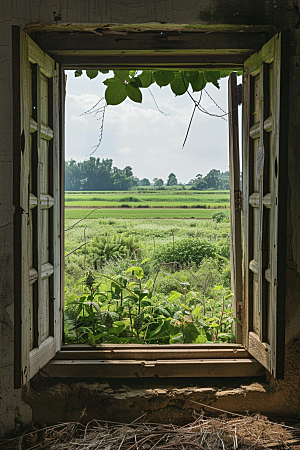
[75,69,242,150]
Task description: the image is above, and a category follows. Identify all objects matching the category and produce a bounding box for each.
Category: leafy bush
[154,238,217,268]
[64,265,235,345]
[211,211,229,223]
[84,234,141,267]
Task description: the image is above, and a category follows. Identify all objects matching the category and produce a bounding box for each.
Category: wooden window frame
[14,26,288,382]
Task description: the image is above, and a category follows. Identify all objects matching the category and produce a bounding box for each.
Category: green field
[65,208,226,220]
[64,189,233,345]
[65,190,230,209]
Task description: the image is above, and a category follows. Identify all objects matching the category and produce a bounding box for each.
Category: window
[13,26,289,387]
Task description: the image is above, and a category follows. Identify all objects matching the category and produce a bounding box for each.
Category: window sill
[43,344,265,378]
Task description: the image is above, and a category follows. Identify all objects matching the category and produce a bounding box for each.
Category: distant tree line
[65,158,229,191]
[187,169,230,190]
[65,158,136,191]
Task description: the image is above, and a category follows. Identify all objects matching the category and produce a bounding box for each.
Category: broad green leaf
[141,258,150,265]
[103,77,118,86]
[86,70,99,79]
[219,70,233,78]
[193,305,201,318]
[105,80,127,105]
[145,279,152,290]
[100,70,109,74]
[129,70,137,77]
[74,70,83,77]
[138,71,155,88]
[69,294,79,301]
[167,291,182,302]
[114,70,130,82]
[233,317,242,325]
[214,285,224,291]
[204,71,221,88]
[125,83,142,103]
[129,77,142,88]
[190,72,206,92]
[133,288,149,299]
[126,266,144,279]
[157,306,171,317]
[185,71,199,83]
[154,70,175,87]
[181,303,192,311]
[171,72,189,96]
[236,70,243,76]
[184,322,200,343]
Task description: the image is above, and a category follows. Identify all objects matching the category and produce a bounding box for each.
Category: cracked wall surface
[1,0,300,436]
[25,333,300,423]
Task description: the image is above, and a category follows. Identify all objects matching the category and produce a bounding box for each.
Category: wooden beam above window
[31,30,271,69]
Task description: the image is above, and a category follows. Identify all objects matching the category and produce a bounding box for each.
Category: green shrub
[211,211,229,223]
[154,238,217,268]
[84,234,141,267]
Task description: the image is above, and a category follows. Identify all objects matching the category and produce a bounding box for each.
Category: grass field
[65,215,231,294]
[64,191,232,344]
[65,208,226,220]
[65,190,230,209]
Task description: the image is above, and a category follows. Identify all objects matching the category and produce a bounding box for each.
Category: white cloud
[118,146,132,154]
[67,93,103,110]
[65,72,231,182]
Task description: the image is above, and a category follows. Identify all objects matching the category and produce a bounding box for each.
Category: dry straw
[1,411,300,450]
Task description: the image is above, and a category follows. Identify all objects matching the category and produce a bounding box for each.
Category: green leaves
[125,83,142,103]
[75,67,238,108]
[86,70,99,80]
[138,71,155,88]
[113,70,129,81]
[204,71,221,88]
[105,79,127,105]
[171,72,189,96]
[154,70,175,87]
[190,72,206,92]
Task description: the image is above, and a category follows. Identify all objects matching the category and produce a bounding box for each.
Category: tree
[191,174,207,191]
[65,158,134,191]
[166,173,178,186]
[154,178,164,187]
[203,169,220,189]
[140,178,150,186]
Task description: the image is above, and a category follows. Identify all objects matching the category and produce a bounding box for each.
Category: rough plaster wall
[1,0,300,436]
[0,0,282,27]
[25,333,300,424]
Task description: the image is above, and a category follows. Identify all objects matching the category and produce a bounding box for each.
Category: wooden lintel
[30,30,270,69]
[35,31,268,53]
[43,358,265,378]
[26,24,277,35]
[54,54,246,70]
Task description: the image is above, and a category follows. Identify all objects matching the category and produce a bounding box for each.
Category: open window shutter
[242,33,289,378]
[228,73,243,344]
[15,28,61,386]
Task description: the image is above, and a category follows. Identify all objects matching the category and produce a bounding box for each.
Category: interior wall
[1,0,300,436]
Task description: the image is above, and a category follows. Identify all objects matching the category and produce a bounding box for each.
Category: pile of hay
[1,414,299,450]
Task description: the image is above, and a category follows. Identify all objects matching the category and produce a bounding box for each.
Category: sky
[65,70,232,184]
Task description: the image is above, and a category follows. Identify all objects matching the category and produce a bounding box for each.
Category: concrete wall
[1,0,300,436]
